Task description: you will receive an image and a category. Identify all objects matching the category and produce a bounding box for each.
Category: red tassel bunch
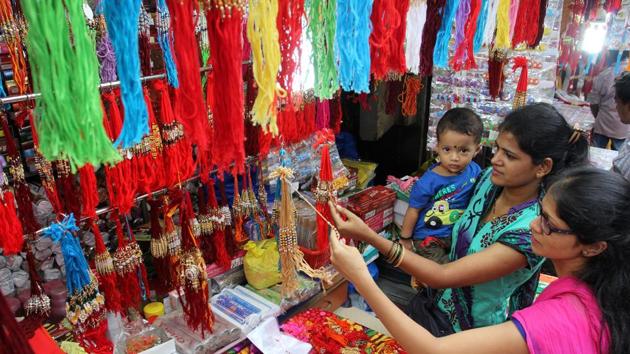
[54,160,82,218]
[512,56,529,109]
[103,91,137,214]
[206,179,232,270]
[511,0,541,48]
[450,0,481,71]
[386,0,411,76]
[207,2,246,174]
[153,80,195,187]
[315,144,334,252]
[488,52,508,100]
[79,164,99,219]
[369,0,401,80]
[166,0,210,153]
[0,189,24,255]
[277,0,306,99]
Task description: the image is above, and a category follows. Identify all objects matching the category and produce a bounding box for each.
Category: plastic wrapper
[243,240,281,290]
[153,310,242,354]
[427,0,563,149]
[211,286,281,332]
[245,275,321,311]
[114,325,171,354]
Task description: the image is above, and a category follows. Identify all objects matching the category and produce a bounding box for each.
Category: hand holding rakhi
[329,228,370,285]
[328,201,375,243]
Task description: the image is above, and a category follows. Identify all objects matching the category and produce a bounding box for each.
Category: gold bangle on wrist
[393,246,405,267]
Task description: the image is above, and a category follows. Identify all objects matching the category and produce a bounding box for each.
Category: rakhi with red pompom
[512,56,529,109]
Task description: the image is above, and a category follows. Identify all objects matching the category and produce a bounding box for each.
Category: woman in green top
[329,103,589,332]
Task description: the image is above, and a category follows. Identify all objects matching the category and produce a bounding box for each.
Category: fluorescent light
[581,21,608,54]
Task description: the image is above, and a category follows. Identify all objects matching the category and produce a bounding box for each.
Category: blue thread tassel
[157,0,179,88]
[433,0,462,68]
[335,0,374,93]
[42,214,91,295]
[103,0,149,148]
[473,0,490,53]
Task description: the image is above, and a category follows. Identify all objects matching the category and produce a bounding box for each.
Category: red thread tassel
[207,4,246,174]
[153,80,195,187]
[0,190,24,255]
[144,87,167,191]
[112,215,142,311]
[330,96,343,134]
[79,165,99,219]
[387,0,411,75]
[315,144,333,251]
[277,0,306,100]
[370,0,401,80]
[166,0,210,152]
[488,53,507,100]
[450,0,481,71]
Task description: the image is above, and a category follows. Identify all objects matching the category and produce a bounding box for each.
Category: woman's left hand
[329,232,371,285]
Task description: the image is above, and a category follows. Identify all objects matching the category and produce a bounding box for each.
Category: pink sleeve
[512,295,606,354]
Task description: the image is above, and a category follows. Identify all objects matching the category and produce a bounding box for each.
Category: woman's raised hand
[328,201,376,243]
[329,229,370,284]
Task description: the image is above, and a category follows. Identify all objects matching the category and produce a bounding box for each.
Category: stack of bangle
[384,240,405,267]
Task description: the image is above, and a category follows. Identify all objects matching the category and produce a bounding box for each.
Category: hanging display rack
[0,61,252,106]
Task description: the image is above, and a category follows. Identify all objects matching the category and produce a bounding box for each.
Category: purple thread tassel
[97,31,118,83]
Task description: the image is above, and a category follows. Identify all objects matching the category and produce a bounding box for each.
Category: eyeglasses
[537,200,574,236]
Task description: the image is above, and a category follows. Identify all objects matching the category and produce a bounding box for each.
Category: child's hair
[436,107,483,144]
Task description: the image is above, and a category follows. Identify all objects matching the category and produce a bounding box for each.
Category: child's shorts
[411,236,452,264]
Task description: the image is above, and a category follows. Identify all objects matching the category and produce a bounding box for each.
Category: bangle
[393,246,405,267]
[384,240,398,261]
[386,242,402,264]
[399,234,413,240]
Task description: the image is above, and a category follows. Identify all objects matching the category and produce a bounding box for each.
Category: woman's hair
[498,103,589,181]
[549,167,630,354]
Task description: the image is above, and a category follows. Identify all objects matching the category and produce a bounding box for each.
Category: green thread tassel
[22,0,121,171]
[307,0,339,99]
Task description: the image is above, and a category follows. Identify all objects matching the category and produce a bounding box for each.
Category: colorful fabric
[282,309,406,353]
[512,277,610,354]
[409,162,481,239]
[437,168,545,331]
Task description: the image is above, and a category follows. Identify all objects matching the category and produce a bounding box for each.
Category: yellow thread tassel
[494,0,512,50]
[247,0,286,136]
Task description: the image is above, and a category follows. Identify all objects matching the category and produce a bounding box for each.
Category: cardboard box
[347,186,396,232]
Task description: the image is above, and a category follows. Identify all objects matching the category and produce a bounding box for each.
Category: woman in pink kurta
[328,167,629,354]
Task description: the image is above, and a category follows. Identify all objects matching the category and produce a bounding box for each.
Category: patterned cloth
[282,309,406,354]
[436,168,545,331]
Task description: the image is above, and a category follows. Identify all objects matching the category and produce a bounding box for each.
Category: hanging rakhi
[488,50,508,99]
[512,57,529,109]
[176,191,214,334]
[153,80,195,187]
[277,0,305,100]
[433,0,461,68]
[1,115,39,234]
[22,0,120,170]
[405,0,427,74]
[369,0,401,80]
[55,160,82,219]
[0,0,28,95]
[207,1,246,174]
[90,219,122,314]
[156,0,179,87]
[24,248,51,321]
[79,164,99,219]
[247,0,286,135]
[336,0,374,93]
[218,180,238,255]
[95,15,118,83]
[41,215,111,353]
[196,184,215,263]
[270,166,330,297]
[102,0,150,148]
[314,144,335,253]
[307,0,339,99]
[29,120,63,215]
[231,174,248,247]
[131,88,165,194]
[450,0,481,71]
[102,91,137,215]
[165,0,210,153]
[139,4,153,75]
[148,197,172,290]
[419,0,447,76]
[111,212,150,312]
[207,179,232,270]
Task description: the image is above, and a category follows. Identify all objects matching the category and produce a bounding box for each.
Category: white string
[482,0,500,48]
[405,0,427,74]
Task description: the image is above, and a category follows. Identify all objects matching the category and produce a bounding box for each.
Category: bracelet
[386,241,403,265]
[384,240,399,261]
[393,246,405,268]
[399,234,413,240]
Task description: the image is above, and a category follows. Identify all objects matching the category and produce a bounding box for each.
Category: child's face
[436,130,480,174]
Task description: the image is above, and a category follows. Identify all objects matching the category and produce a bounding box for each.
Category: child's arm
[400,207,420,249]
